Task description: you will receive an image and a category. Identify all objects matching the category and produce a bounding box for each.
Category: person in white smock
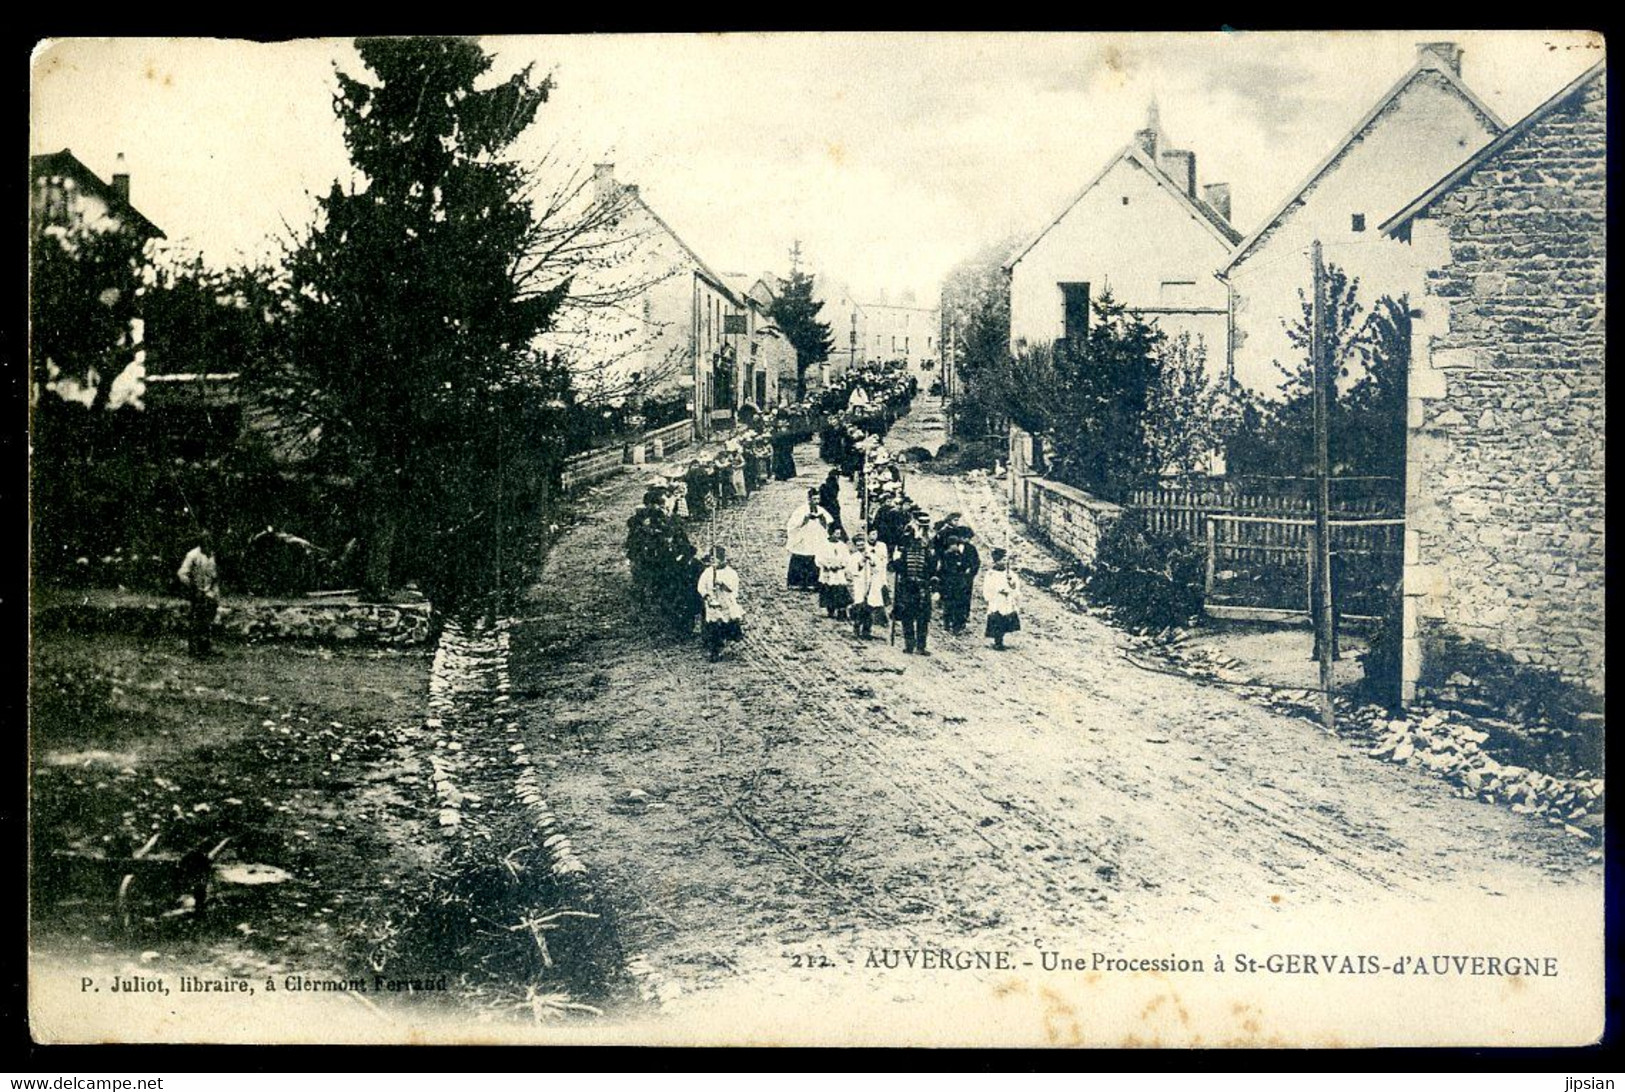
[983,547,1022,651]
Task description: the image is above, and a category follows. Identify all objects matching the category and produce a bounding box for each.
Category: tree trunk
[360,496,399,602]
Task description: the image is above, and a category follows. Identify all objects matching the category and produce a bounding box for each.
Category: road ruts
[506,407,1599,1018]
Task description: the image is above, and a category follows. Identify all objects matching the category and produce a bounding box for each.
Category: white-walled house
[1005,110,1240,382]
[1220,42,1503,396]
[541,164,751,436]
[859,301,940,373]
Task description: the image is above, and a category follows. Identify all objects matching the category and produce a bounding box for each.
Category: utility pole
[1310,240,1336,733]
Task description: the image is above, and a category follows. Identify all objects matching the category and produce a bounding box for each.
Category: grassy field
[30,630,439,996]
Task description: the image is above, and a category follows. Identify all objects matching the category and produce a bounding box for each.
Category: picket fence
[1125,477,1404,620]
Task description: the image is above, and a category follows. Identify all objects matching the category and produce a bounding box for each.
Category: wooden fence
[1126,477,1404,621]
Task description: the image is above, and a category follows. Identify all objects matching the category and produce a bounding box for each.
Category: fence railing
[1204,514,1404,621]
[1124,477,1404,621]
[559,418,699,493]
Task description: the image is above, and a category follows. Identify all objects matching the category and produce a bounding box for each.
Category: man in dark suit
[890,512,939,655]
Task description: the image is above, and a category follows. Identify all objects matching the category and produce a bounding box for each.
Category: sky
[30,31,1602,306]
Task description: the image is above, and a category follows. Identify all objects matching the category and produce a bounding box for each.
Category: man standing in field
[177,529,220,658]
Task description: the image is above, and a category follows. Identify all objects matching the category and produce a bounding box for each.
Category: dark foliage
[274,37,568,606]
[768,271,835,400]
[1085,511,1206,632]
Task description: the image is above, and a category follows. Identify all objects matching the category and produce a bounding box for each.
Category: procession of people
[623,368,1021,665]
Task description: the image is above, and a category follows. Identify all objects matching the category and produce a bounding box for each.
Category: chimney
[593,162,616,202]
[1159,148,1197,198]
[111,151,130,205]
[1134,98,1162,159]
[1203,182,1232,224]
[1417,41,1463,77]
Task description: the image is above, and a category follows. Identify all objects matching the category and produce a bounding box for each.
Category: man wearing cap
[890,511,940,655]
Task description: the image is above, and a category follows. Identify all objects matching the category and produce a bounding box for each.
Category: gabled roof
[1381,60,1606,236]
[1005,142,1241,272]
[627,187,739,305]
[30,148,166,240]
[1221,50,1505,274]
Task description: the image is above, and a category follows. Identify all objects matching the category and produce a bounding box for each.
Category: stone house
[1379,60,1605,707]
[1220,43,1503,396]
[1005,105,1240,381]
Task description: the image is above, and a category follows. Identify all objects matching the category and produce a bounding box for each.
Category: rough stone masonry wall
[36,596,435,647]
[1012,475,1123,569]
[1402,75,1606,703]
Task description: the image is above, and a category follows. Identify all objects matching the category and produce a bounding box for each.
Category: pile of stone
[1358,706,1603,846]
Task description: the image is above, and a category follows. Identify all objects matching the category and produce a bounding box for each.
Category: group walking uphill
[622,406,819,662]
[789,394,1022,656]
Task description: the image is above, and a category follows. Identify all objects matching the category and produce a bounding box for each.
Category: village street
[506,398,1599,1040]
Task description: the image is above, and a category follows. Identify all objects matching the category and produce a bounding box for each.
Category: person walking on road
[818,468,844,533]
[177,529,221,658]
[784,489,834,591]
[697,545,744,662]
[816,526,853,620]
[938,527,981,635]
[890,512,939,655]
[983,548,1023,651]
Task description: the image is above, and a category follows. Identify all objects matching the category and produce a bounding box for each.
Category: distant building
[30,149,167,411]
[858,299,940,374]
[1005,104,1239,381]
[1221,43,1503,395]
[1380,61,1605,706]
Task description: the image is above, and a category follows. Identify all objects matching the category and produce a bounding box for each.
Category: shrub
[1085,511,1206,632]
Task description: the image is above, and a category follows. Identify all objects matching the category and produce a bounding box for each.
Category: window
[904,336,910,354]
[1059,282,1091,342]
[1351,213,1366,233]
[1121,196,1130,205]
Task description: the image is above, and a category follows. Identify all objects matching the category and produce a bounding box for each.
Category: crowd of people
[624,366,1022,664]
[783,371,1022,656]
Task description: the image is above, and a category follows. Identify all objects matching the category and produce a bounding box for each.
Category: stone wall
[35,595,435,647]
[1400,71,1606,703]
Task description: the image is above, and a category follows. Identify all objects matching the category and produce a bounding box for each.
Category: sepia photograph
[26,30,1606,1048]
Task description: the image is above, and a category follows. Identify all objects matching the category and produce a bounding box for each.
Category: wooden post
[1204,516,1217,602]
[1310,241,1336,733]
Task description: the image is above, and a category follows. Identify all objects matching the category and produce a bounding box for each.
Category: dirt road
[507,401,1599,1042]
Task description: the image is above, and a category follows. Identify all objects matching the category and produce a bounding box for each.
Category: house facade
[1380,62,1606,706]
[1005,110,1239,382]
[544,164,758,436]
[1221,43,1503,395]
[858,301,940,374]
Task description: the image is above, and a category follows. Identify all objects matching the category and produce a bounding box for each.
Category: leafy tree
[768,270,833,399]
[939,236,1017,440]
[141,253,289,384]
[1226,264,1409,480]
[29,223,148,417]
[1044,293,1166,500]
[274,37,568,604]
[1144,333,1241,477]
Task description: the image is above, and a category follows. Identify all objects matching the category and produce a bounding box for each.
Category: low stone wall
[1011,475,1122,568]
[35,596,435,647]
